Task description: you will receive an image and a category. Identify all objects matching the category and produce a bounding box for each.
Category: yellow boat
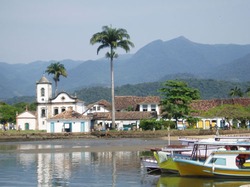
[153,146,194,173]
[157,175,250,187]
[174,150,250,178]
[154,140,250,174]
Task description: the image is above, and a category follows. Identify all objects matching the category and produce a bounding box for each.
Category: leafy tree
[0,104,21,124]
[186,116,200,128]
[159,80,200,129]
[90,25,134,129]
[229,86,243,98]
[13,102,37,112]
[46,62,67,96]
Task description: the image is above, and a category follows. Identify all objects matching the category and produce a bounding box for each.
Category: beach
[0,135,218,154]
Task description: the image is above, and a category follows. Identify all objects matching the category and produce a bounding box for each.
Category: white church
[16,75,92,133]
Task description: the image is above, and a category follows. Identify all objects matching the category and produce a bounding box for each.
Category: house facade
[47,107,91,133]
[83,96,160,130]
[191,98,250,129]
[16,109,36,130]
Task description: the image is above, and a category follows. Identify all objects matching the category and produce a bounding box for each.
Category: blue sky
[0,0,250,64]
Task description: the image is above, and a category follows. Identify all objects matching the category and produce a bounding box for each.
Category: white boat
[140,156,160,172]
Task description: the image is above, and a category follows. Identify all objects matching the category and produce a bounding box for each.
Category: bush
[139,119,175,130]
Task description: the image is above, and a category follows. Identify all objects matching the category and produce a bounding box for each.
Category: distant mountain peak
[167,36,193,44]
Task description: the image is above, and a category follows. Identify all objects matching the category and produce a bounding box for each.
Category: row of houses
[16,75,160,132]
[16,75,250,133]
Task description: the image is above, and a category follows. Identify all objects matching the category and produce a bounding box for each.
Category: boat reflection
[157,174,250,187]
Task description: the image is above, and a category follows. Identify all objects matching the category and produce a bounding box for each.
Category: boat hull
[175,159,250,178]
[154,152,179,173]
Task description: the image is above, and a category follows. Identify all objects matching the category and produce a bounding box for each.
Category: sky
[0,0,250,64]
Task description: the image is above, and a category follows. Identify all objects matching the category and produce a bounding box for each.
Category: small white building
[16,110,37,130]
[47,107,91,133]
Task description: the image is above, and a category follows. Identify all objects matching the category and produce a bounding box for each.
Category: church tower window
[41,88,45,97]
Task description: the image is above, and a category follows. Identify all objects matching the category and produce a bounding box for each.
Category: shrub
[139,119,175,130]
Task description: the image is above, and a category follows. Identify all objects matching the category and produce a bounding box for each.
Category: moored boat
[174,148,250,178]
[154,139,250,174]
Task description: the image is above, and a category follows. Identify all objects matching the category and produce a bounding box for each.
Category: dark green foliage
[0,102,37,123]
[3,78,250,106]
[229,86,243,97]
[159,80,200,128]
[186,116,200,128]
[75,86,111,105]
[4,78,250,105]
[139,119,175,130]
[3,96,36,105]
[13,102,37,111]
[0,104,20,123]
[46,62,67,95]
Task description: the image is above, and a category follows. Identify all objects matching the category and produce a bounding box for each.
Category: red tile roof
[86,99,112,111]
[190,98,250,114]
[91,111,157,120]
[115,96,160,111]
[50,107,90,120]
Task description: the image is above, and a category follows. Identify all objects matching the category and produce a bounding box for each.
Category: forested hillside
[3,78,250,105]
[74,79,250,105]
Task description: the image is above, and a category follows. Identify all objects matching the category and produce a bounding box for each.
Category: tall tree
[46,62,67,96]
[159,80,200,129]
[90,25,134,129]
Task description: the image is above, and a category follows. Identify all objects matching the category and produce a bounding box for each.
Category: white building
[16,109,36,130]
[36,75,86,131]
[46,107,91,133]
[84,96,160,130]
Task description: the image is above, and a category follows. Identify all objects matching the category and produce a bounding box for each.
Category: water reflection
[1,140,250,186]
[0,143,142,186]
[157,174,250,187]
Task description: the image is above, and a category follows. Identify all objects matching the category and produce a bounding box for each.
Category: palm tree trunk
[111,57,115,129]
[55,81,58,96]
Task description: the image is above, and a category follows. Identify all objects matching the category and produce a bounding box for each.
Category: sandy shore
[1,135,217,154]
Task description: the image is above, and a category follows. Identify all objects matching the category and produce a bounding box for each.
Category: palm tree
[46,62,67,96]
[90,25,134,129]
[229,86,243,98]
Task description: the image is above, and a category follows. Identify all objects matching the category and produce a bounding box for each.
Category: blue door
[50,122,55,133]
[25,123,29,130]
[81,122,85,132]
[64,123,72,132]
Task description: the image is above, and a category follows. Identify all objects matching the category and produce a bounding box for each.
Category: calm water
[0,139,249,187]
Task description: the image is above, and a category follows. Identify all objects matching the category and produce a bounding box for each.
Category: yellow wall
[197,121,203,128]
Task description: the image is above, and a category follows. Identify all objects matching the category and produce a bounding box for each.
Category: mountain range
[1,36,250,99]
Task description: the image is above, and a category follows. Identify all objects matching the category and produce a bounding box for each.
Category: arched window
[61,107,66,112]
[54,108,59,115]
[41,109,46,117]
[41,88,45,97]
